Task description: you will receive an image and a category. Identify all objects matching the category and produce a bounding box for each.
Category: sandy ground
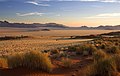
[0,27,119,36]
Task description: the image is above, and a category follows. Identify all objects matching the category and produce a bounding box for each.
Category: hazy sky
[0,0,120,27]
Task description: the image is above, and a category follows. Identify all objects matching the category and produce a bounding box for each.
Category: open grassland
[0,28,120,76]
[0,37,120,76]
[0,38,120,76]
[0,38,92,56]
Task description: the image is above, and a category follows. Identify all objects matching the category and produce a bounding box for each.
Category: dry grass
[61,58,72,68]
[0,28,119,76]
[112,55,120,71]
[76,44,97,56]
[84,58,117,76]
[0,57,8,68]
[0,38,86,56]
[93,50,107,62]
[8,51,52,72]
[106,46,120,54]
[7,53,24,68]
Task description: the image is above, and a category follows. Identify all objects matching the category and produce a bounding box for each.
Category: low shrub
[51,50,59,54]
[50,53,60,59]
[61,58,72,68]
[76,44,97,56]
[68,46,76,52]
[106,46,120,54]
[8,51,52,72]
[100,44,106,49]
[76,46,83,55]
[60,52,68,57]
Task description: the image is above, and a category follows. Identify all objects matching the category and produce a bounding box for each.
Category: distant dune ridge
[0,21,120,30]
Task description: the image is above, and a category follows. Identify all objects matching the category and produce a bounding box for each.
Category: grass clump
[0,57,8,68]
[61,58,72,68]
[112,54,120,71]
[8,51,52,72]
[93,50,107,62]
[85,58,117,76]
[76,44,97,56]
[106,46,120,54]
[8,53,24,68]
[100,44,106,49]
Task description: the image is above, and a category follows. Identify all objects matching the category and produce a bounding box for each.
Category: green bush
[8,51,52,72]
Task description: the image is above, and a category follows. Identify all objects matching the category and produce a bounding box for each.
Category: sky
[0,0,120,27]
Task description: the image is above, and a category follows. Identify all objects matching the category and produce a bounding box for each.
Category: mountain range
[0,21,120,30]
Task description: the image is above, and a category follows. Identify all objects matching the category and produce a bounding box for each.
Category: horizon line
[0,20,120,27]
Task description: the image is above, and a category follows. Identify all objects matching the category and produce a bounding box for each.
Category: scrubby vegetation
[61,58,72,68]
[106,46,120,54]
[0,35,29,41]
[76,37,120,76]
[0,34,120,76]
[93,50,107,62]
[8,53,24,68]
[86,58,117,76]
[1,51,53,72]
[76,44,97,56]
[0,38,83,56]
[112,55,120,71]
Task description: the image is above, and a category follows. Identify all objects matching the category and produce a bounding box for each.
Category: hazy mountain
[74,25,120,30]
[0,21,67,28]
[0,21,120,30]
[94,25,120,30]
[0,21,37,28]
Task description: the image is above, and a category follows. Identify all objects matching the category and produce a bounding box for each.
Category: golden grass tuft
[8,51,53,72]
[0,57,8,68]
[8,53,24,68]
[93,50,107,62]
[85,58,117,76]
[106,46,120,54]
[112,54,120,71]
